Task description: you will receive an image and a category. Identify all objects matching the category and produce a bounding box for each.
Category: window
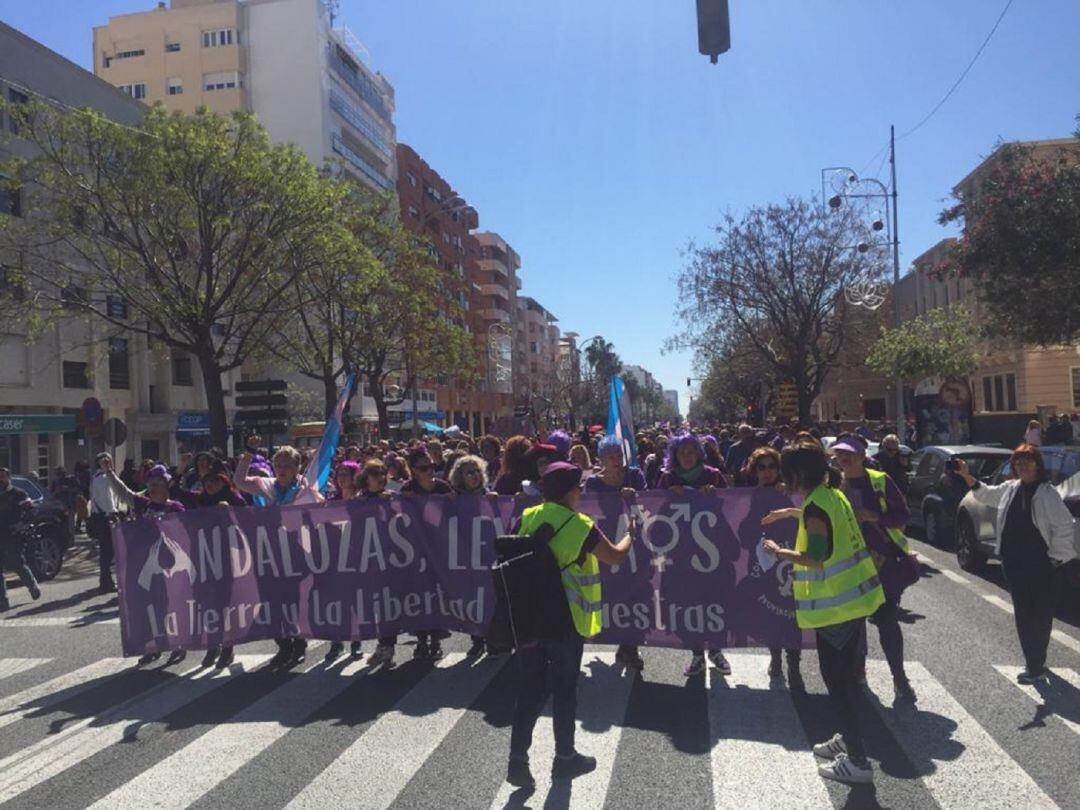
[407,205,419,220]
[1072,367,1080,409]
[171,351,193,386]
[982,372,1017,412]
[61,285,88,310]
[117,83,147,100]
[203,71,242,91]
[0,182,21,217]
[62,361,90,389]
[167,77,183,96]
[108,338,129,389]
[7,88,28,134]
[0,261,25,301]
[201,29,236,48]
[165,40,181,53]
[406,172,417,187]
[113,48,145,60]
[105,294,128,319]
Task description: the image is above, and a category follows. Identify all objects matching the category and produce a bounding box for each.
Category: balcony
[327,46,392,124]
[480,283,509,300]
[478,257,509,279]
[332,135,392,189]
[329,86,392,159]
[477,308,511,323]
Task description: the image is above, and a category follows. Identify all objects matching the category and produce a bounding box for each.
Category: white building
[1,21,242,474]
[663,389,680,415]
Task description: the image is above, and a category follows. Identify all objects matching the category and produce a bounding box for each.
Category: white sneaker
[709,651,732,675]
[369,644,395,667]
[684,654,706,676]
[812,733,847,759]
[818,753,873,784]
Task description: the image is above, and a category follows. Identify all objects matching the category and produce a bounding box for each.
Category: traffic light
[746,402,757,424]
[697,0,731,63]
[686,377,692,388]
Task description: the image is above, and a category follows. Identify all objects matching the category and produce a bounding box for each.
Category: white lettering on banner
[254,527,280,578]
[355,585,484,630]
[184,599,272,634]
[387,513,415,567]
[277,527,303,577]
[197,526,224,582]
[605,599,725,634]
[300,525,332,574]
[360,517,388,572]
[331,520,356,573]
[227,526,253,577]
[691,510,720,572]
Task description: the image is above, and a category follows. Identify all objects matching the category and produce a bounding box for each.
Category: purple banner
[114,491,810,656]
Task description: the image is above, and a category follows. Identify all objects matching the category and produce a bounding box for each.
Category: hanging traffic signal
[697,0,731,63]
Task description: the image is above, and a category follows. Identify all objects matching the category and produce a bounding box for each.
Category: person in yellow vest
[762,439,885,785]
[831,434,917,702]
[506,461,634,790]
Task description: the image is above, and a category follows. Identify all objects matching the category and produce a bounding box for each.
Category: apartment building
[93,0,397,191]
[515,296,560,407]
[0,21,238,473]
[396,144,515,435]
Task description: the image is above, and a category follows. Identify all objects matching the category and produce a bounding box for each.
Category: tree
[866,304,979,383]
[669,197,882,421]
[938,128,1080,345]
[0,102,348,447]
[271,188,383,419]
[341,194,476,437]
[582,339,622,425]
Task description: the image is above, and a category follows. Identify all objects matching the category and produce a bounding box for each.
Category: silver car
[955,445,1080,572]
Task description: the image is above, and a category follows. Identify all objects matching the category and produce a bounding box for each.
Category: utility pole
[889,124,904,429]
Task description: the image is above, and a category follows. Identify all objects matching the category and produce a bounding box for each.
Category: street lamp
[821,125,904,426]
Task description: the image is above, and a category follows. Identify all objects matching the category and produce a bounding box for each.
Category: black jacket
[0,485,32,543]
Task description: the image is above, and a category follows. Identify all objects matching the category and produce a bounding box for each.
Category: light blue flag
[307,371,356,495]
[606,374,640,470]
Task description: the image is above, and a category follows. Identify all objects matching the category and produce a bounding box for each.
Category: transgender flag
[606,374,640,470]
[306,371,356,495]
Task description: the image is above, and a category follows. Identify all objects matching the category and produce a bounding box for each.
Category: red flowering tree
[938,126,1080,345]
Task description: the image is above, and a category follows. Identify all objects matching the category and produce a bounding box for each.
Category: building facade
[93,0,397,191]
[1,21,238,474]
[515,296,560,410]
[395,144,514,435]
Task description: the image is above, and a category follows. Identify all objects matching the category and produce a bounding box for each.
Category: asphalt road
[1,533,1078,810]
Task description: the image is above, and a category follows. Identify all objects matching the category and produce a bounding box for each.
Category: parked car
[905,446,1012,546]
[954,446,1080,572]
[11,475,74,580]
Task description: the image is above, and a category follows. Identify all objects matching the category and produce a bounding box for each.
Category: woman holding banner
[762,439,885,785]
[657,433,730,678]
[235,445,323,669]
[585,434,647,670]
[752,446,804,691]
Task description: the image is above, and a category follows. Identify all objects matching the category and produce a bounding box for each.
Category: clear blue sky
[4,0,1078,413]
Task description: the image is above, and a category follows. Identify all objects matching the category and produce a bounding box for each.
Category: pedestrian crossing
[0,649,1077,809]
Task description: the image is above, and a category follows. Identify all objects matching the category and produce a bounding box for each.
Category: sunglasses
[463,468,482,476]
[413,464,433,472]
[369,470,387,478]
[756,463,778,471]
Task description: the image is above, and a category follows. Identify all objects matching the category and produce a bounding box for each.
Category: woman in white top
[955,444,1076,683]
[1024,419,1043,447]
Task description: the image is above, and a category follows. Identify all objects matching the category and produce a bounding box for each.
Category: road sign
[234,409,289,423]
[235,394,287,408]
[235,379,287,393]
[240,423,288,438]
[79,397,103,436]
[103,417,127,446]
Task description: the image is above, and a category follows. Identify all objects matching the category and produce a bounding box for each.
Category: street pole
[889,124,904,430]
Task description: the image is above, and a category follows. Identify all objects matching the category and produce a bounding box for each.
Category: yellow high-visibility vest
[866,468,911,553]
[793,484,885,629]
[518,502,603,638]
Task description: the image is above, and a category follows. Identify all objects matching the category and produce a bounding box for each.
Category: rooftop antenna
[324,0,340,27]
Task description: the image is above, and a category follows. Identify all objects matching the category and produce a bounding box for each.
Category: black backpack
[487,514,577,650]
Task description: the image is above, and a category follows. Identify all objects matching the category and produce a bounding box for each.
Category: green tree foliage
[670,197,883,421]
[0,102,350,447]
[866,305,979,382]
[938,130,1080,345]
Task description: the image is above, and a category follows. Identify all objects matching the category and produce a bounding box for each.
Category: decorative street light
[821,125,905,424]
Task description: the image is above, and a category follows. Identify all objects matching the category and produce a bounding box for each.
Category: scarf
[674,462,705,485]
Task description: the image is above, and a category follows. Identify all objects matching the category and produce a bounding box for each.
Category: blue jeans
[510,631,584,760]
[0,545,38,604]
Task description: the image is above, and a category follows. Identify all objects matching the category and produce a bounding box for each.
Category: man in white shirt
[88,453,124,594]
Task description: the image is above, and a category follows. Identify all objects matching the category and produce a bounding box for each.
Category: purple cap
[831,436,867,455]
[541,461,582,500]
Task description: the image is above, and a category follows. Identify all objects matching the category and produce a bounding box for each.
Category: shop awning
[0,414,77,435]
